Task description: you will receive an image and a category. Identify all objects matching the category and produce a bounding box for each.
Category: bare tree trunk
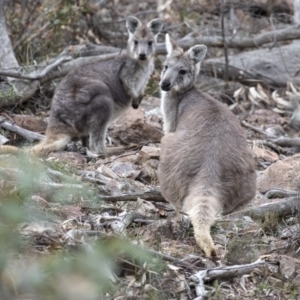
[0,0,40,108]
[294,0,300,24]
[0,0,19,70]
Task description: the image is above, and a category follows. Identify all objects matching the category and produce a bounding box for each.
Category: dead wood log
[206,41,300,88]
[155,25,300,53]
[224,196,300,220]
[0,116,44,142]
[265,189,299,199]
[100,188,167,203]
[191,258,273,298]
[270,136,300,148]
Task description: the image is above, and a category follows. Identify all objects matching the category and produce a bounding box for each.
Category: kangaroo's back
[158,34,256,257]
[159,89,255,214]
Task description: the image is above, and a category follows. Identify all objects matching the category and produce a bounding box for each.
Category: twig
[241,120,274,137]
[100,188,166,203]
[0,116,44,142]
[103,149,140,164]
[253,139,284,154]
[146,249,195,269]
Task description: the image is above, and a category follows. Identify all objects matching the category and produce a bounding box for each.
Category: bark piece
[12,114,47,133]
[109,107,163,145]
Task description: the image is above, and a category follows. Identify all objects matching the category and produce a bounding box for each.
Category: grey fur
[32,16,163,157]
[158,34,256,257]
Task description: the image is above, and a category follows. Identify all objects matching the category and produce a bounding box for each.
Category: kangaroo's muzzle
[161,80,171,91]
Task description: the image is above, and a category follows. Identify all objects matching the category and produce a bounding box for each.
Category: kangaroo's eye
[164,65,168,70]
[148,41,153,46]
[134,40,138,46]
[179,69,187,75]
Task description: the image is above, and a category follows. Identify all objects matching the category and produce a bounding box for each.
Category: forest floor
[1,0,300,299]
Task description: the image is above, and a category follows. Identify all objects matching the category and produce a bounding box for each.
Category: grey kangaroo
[0,16,163,157]
[158,34,256,257]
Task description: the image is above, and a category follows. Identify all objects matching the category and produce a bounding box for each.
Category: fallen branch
[224,196,300,220]
[0,116,44,142]
[265,189,299,199]
[270,136,300,148]
[100,188,166,203]
[191,257,268,284]
[0,56,72,80]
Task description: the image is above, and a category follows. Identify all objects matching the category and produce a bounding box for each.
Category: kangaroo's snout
[132,102,139,109]
[161,81,171,91]
[138,53,147,60]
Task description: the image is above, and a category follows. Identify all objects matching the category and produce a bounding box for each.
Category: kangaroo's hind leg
[87,96,113,158]
[31,127,72,156]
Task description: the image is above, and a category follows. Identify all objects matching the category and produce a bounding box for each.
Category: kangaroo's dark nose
[132,102,139,109]
[138,53,146,60]
[161,81,171,91]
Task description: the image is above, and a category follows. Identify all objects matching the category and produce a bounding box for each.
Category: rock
[257,154,300,193]
[279,255,298,280]
[101,178,148,196]
[110,162,141,179]
[265,125,285,137]
[136,146,161,165]
[109,107,163,144]
[253,146,279,163]
[12,114,47,133]
[292,274,300,294]
[137,163,158,184]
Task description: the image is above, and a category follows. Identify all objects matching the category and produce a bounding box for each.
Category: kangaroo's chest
[161,92,178,133]
[133,61,154,94]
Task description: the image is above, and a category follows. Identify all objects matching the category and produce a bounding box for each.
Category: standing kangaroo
[158,34,256,257]
[0,16,163,157]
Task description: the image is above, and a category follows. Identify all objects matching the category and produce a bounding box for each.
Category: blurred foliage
[0,154,158,299]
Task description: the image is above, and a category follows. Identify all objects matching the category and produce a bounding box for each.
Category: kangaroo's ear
[187,45,207,64]
[147,18,164,36]
[126,16,142,35]
[165,33,180,57]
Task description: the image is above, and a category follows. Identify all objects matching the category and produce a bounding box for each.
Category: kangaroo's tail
[184,188,222,257]
[0,145,23,155]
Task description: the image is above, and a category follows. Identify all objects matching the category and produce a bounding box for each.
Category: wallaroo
[158,34,256,257]
[0,16,163,157]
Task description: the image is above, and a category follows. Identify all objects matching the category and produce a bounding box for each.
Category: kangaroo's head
[160,34,207,93]
[126,16,163,61]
